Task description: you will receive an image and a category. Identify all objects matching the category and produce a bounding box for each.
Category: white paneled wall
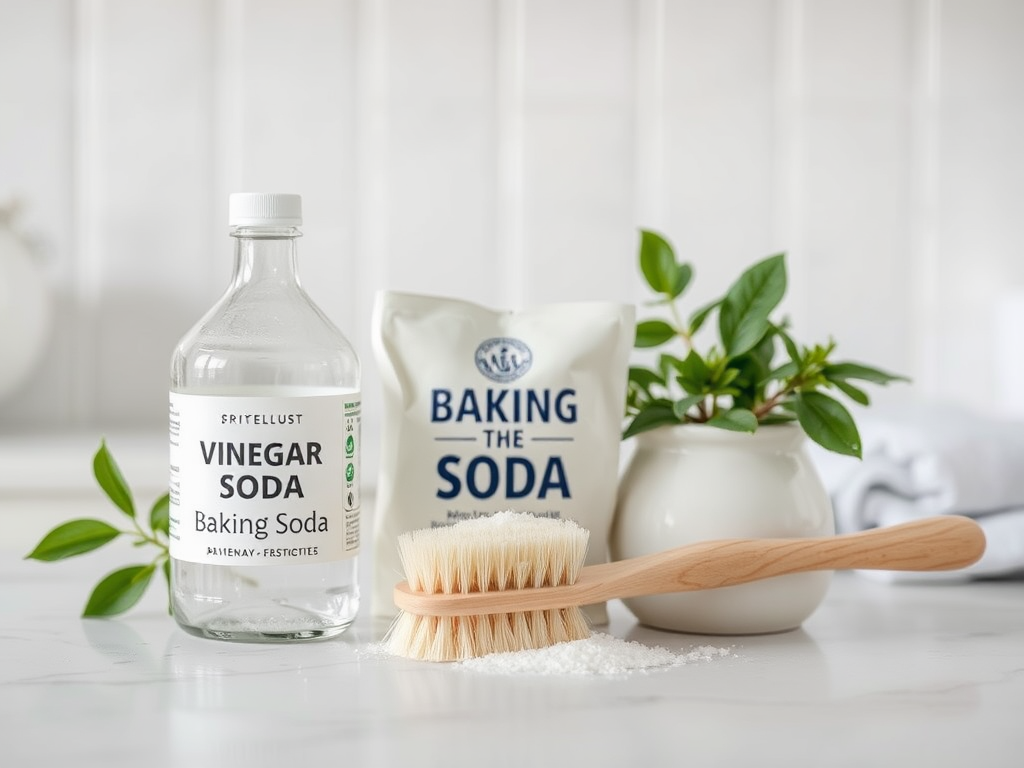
[2,0,1024,474]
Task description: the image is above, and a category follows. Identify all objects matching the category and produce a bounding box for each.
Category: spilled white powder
[454,632,734,677]
[358,632,735,675]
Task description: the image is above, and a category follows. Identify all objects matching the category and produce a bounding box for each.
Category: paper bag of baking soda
[371,291,635,623]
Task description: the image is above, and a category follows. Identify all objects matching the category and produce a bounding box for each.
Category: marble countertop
[3,532,1023,768]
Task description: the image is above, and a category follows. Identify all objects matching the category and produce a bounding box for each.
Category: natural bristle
[385,512,591,661]
[386,608,591,662]
[396,511,589,595]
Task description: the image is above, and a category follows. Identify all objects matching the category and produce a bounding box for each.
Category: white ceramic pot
[610,422,834,634]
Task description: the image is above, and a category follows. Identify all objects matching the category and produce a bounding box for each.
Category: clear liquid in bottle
[168,193,360,642]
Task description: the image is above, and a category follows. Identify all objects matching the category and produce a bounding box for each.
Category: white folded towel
[809,402,1024,582]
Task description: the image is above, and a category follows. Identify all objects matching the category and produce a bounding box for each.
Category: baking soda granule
[359,633,736,675]
[454,632,734,676]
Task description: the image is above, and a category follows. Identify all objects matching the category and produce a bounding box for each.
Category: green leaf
[676,350,711,394]
[639,230,691,298]
[707,408,758,433]
[830,378,870,406]
[687,299,721,336]
[628,366,664,390]
[767,361,799,380]
[93,440,135,519]
[823,362,908,386]
[658,353,680,382]
[623,403,680,440]
[622,368,663,415]
[635,320,677,348]
[718,253,787,357]
[726,332,775,407]
[83,564,156,617]
[794,391,862,458]
[760,412,798,425]
[749,331,777,374]
[150,493,170,536]
[715,367,741,390]
[25,519,121,562]
[773,323,801,363]
[672,264,693,299]
[671,394,707,420]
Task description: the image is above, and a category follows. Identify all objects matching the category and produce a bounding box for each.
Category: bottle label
[168,391,361,566]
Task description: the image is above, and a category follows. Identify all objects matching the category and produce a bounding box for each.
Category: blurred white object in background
[0,201,52,402]
[994,292,1024,419]
[810,403,1024,582]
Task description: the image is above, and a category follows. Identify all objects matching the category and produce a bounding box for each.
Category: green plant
[624,230,906,457]
[25,440,171,616]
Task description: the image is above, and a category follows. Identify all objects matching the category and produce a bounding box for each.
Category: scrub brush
[384,511,985,662]
[384,512,591,662]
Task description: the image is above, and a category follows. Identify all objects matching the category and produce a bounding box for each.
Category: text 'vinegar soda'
[169,193,360,642]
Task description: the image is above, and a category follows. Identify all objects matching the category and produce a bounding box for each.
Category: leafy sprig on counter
[624,230,908,457]
[25,440,171,616]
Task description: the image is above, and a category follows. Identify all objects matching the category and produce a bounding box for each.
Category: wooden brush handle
[393,515,986,617]
[582,514,985,601]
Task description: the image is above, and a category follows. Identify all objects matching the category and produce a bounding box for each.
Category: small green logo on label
[346,463,355,482]
[346,435,355,456]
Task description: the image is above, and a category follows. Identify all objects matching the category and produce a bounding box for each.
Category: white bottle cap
[228,193,302,227]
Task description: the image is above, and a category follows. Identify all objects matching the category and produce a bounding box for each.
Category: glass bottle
[169,193,360,641]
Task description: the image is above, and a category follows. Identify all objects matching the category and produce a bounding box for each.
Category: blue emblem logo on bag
[475,337,532,382]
